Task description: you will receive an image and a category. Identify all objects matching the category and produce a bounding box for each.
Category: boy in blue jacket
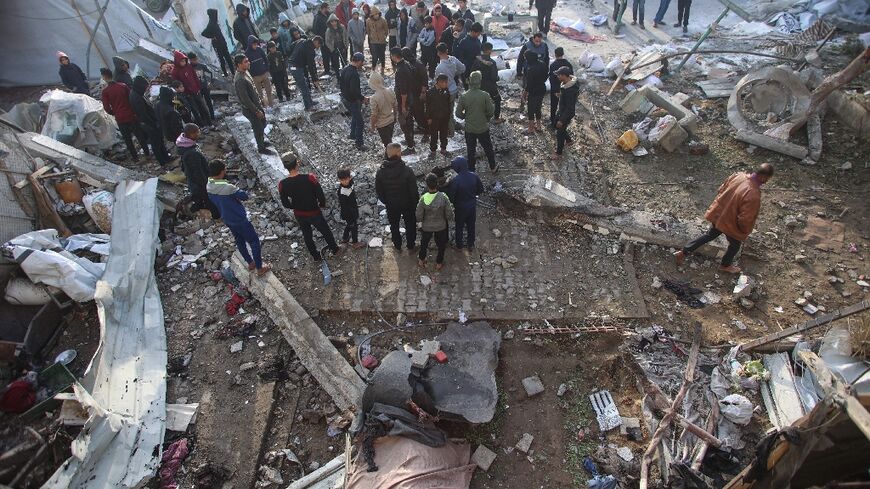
[207,160,271,276]
[447,156,483,250]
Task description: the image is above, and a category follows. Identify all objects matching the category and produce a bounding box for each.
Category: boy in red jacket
[100,68,149,162]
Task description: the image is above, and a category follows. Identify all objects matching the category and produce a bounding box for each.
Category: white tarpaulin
[2,229,106,302]
[40,90,119,151]
[43,178,167,488]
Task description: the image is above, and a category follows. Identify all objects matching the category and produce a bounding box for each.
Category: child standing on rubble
[267,41,291,103]
[207,161,271,276]
[426,74,452,156]
[177,123,220,219]
[416,173,454,270]
[337,169,366,249]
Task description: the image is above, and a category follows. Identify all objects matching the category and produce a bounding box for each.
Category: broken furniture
[0,294,71,364]
[17,363,77,423]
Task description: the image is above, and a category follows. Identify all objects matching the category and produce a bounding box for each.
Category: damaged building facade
[0,0,868,487]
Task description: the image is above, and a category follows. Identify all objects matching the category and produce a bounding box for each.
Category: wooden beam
[742,300,870,351]
[230,253,364,412]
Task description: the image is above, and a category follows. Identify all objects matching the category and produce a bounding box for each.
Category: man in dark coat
[201,8,235,76]
[101,68,149,162]
[155,86,184,143]
[289,36,322,110]
[232,3,260,48]
[472,42,503,123]
[112,56,134,87]
[57,52,89,95]
[313,3,332,74]
[447,156,483,249]
[391,47,416,154]
[551,66,580,159]
[548,47,573,128]
[233,54,272,154]
[516,32,549,77]
[530,0,555,34]
[375,143,419,250]
[402,47,429,141]
[339,53,368,150]
[177,123,220,218]
[453,21,482,85]
[129,76,171,166]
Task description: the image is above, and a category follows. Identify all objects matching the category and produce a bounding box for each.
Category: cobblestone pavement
[266,206,647,320]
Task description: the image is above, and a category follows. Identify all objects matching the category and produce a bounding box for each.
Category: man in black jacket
[278,153,341,260]
[313,3,332,74]
[391,47,416,154]
[552,66,579,160]
[155,86,184,144]
[234,55,272,154]
[202,8,235,76]
[375,143,419,250]
[453,22,482,86]
[233,3,260,49]
[402,47,429,142]
[439,18,465,54]
[426,74,452,154]
[548,47,573,128]
[57,52,90,95]
[472,42,503,123]
[129,76,171,166]
[339,53,368,151]
[177,123,220,218]
[289,37,322,110]
[530,0,555,34]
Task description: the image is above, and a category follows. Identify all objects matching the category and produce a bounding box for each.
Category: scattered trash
[590,390,622,432]
[719,394,753,425]
[616,130,639,152]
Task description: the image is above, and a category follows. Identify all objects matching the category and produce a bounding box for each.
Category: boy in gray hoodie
[416,173,454,270]
[348,10,367,57]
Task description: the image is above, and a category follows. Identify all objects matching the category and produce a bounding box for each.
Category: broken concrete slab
[637,85,699,134]
[515,433,534,453]
[471,445,497,471]
[230,253,364,411]
[225,117,292,217]
[522,375,545,397]
[649,115,688,152]
[827,90,870,140]
[361,350,414,411]
[423,322,502,423]
[728,66,811,133]
[735,130,809,160]
[620,89,655,114]
[519,175,624,216]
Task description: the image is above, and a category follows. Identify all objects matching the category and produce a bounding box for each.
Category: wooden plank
[230,253,364,412]
[742,300,870,351]
[763,353,806,427]
[13,163,56,189]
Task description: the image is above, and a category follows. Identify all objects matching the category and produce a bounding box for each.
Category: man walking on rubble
[278,153,343,261]
[340,53,369,151]
[376,143,419,251]
[208,160,271,276]
[233,54,273,155]
[129,76,171,166]
[674,163,774,274]
[178,123,220,219]
[289,36,323,111]
[101,68,149,162]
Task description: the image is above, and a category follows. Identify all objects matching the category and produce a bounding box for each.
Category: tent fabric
[0,0,171,87]
[346,436,476,488]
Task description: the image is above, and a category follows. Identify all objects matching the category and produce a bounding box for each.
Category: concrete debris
[519,175,624,216]
[635,85,699,134]
[522,375,545,397]
[471,445,498,471]
[515,433,534,453]
[557,383,568,397]
[733,274,755,298]
[616,446,634,462]
[648,115,689,153]
[230,340,244,353]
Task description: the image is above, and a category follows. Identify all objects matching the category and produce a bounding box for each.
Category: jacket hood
[131,75,149,95]
[247,34,260,46]
[172,50,188,65]
[56,51,69,61]
[207,8,218,20]
[176,133,197,148]
[370,6,381,16]
[451,156,468,173]
[158,85,174,103]
[207,178,241,196]
[279,12,291,24]
[235,3,249,16]
[369,71,386,90]
[468,70,482,89]
[561,75,578,89]
[328,13,340,23]
[112,56,129,71]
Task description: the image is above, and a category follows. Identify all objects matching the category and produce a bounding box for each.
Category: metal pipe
[675,6,731,73]
[80,0,112,77]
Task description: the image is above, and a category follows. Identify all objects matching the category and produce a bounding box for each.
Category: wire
[1,8,102,21]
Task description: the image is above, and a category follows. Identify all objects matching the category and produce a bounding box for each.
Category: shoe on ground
[653,21,660,27]
[418,259,426,269]
[640,23,646,29]
[264,141,274,147]
[719,264,742,274]
[257,147,274,155]
[682,25,688,33]
[247,262,256,271]
[631,20,637,25]
[256,264,271,276]
[356,145,370,151]
[673,22,681,27]
[352,242,366,249]
[550,153,562,160]
[673,250,685,266]
[435,263,444,271]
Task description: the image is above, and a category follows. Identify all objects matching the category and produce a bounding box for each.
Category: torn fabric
[43,178,167,488]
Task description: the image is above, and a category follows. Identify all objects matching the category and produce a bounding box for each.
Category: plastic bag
[83,190,114,234]
[498,69,516,83]
[589,14,608,26]
[638,74,663,88]
[632,117,656,141]
[604,57,624,77]
[819,326,852,359]
[719,394,753,425]
[579,50,605,72]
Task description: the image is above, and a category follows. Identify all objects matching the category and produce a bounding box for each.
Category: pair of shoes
[356,144,369,151]
[256,264,271,276]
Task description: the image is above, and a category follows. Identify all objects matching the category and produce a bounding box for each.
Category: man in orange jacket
[675,163,774,273]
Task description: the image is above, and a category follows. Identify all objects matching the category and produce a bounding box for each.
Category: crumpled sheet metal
[43,179,167,489]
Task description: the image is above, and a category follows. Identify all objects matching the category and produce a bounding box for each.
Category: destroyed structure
[0,0,868,487]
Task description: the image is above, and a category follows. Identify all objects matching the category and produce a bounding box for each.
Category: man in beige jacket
[369,71,397,154]
[675,163,773,273]
[367,6,389,74]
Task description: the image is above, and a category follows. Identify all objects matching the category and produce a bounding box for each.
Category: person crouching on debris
[447,156,483,250]
[376,143,419,250]
[368,71,397,154]
[551,66,579,160]
[267,41,291,103]
[426,74,452,156]
[675,163,774,274]
[57,52,90,95]
[101,68,150,163]
[416,173,454,270]
[208,160,271,276]
[337,168,366,249]
[233,55,273,155]
[279,153,343,261]
[178,123,220,219]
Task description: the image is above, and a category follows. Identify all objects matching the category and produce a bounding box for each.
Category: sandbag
[719,394,753,425]
[579,50,605,72]
[83,190,114,234]
[4,277,55,305]
[604,56,624,77]
[497,69,516,83]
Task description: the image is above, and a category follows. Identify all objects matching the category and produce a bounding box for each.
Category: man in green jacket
[455,71,496,173]
[233,54,273,155]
